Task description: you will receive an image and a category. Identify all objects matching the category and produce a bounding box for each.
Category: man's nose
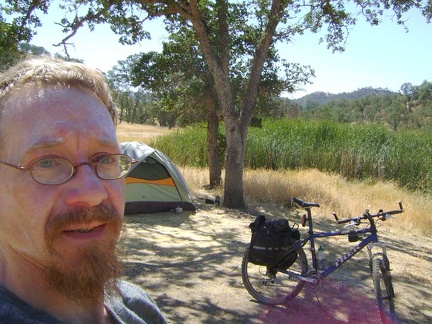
[63,164,109,207]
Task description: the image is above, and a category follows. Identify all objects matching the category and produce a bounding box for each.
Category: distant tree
[106,55,141,93]
[417,81,432,103]
[105,57,153,124]
[386,96,406,131]
[129,49,209,128]
[53,53,84,63]
[275,99,302,119]
[18,43,50,56]
[400,82,416,101]
[400,82,417,113]
[114,90,152,124]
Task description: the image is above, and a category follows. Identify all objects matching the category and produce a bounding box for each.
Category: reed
[149,125,208,167]
[150,119,432,194]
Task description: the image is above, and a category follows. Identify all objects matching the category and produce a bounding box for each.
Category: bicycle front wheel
[372,257,397,323]
[241,247,308,305]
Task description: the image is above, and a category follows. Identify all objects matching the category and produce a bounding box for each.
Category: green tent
[121,142,196,214]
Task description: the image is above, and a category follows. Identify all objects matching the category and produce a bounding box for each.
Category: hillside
[292,87,396,108]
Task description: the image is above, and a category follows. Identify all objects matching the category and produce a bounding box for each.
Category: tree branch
[53,9,106,58]
[242,0,285,121]
[16,0,45,38]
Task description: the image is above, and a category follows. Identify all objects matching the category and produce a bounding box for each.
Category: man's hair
[0,56,118,123]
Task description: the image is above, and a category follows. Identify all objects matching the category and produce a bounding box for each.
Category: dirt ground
[120,196,432,324]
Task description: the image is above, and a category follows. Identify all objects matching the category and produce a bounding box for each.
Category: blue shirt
[0,280,166,323]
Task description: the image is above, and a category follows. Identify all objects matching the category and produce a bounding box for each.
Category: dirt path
[120,198,432,323]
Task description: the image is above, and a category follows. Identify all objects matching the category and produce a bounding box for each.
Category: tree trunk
[223,116,247,208]
[206,96,222,188]
[188,0,280,208]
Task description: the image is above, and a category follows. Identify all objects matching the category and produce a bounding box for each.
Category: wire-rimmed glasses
[0,154,136,185]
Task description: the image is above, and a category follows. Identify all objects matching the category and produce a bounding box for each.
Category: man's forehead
[3,83,112,121]
[1,84,118,157]
[4,83,64,107]
[25,132,119,150]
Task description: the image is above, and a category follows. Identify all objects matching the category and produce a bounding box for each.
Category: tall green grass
[150,125,209,167]
[150,119,432,193]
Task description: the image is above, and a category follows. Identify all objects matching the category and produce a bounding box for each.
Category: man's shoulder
[0,286,61,324]
[105,280,167,324]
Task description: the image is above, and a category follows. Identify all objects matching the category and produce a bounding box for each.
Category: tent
[121,142,196,214]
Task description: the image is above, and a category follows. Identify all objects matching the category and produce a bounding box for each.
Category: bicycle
[241,197,404,323]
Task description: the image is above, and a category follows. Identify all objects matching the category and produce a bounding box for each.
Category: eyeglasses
[0,154,136,185]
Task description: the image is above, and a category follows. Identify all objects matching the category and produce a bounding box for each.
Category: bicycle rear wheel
[372,257,397,323]
[241,247,308,305]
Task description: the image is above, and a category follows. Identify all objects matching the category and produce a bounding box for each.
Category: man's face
[0,84,125,304]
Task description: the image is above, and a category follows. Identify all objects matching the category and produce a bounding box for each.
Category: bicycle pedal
[262,279,275,286]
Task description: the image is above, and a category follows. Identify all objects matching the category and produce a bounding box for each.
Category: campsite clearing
[117,124,431,323]
[120,198,432,324]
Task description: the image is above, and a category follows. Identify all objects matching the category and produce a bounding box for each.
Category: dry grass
[116,123,175,143]
[181,167,431,237]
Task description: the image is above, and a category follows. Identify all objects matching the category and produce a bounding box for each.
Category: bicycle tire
[241,247,308,305]
[372,257,397,323]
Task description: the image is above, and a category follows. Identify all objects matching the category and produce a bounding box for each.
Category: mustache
[46,205,123,244]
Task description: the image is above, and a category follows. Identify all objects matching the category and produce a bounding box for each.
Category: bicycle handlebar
[293,197,404,227]
[333,201,404,225]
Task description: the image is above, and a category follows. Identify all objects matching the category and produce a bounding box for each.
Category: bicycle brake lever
[382,213,396,220]
[344,221,359,228]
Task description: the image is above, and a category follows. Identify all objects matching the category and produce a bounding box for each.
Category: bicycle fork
[367,241,390,270]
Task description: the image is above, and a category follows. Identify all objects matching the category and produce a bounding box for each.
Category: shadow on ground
[119,201,431,323]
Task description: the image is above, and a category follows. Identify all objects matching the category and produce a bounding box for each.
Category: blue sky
[29,6,432,99]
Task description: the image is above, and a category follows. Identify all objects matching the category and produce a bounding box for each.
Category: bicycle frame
[284,206,380,284]
[309,226,377,278]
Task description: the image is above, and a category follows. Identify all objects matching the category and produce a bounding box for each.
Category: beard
[45,205,124,307]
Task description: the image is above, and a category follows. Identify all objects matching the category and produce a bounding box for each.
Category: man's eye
[37,159,57,168]
[95,155,115,164]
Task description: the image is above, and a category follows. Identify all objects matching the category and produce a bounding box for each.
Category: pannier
[248,215,300,267]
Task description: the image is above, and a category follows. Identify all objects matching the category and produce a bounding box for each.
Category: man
[0,57,166,323]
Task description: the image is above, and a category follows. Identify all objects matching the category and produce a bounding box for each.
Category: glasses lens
[96,154,132,180]
[31,157,74,185]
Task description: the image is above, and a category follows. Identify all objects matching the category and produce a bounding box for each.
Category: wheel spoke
[241,247,308,305]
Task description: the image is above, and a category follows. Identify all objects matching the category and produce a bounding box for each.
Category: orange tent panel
[126,176,176,187]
